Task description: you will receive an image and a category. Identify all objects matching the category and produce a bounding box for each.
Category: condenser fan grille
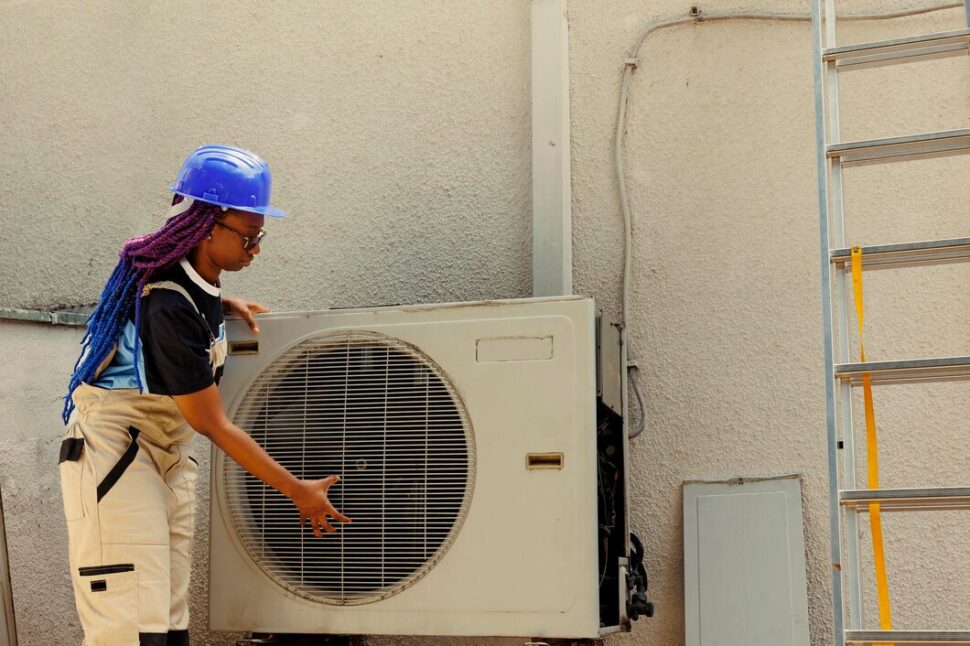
[224,331,474,605]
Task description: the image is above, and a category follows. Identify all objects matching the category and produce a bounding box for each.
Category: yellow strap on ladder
[851,247,893,644]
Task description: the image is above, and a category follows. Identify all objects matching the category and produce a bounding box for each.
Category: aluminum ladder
[811,1,970,644]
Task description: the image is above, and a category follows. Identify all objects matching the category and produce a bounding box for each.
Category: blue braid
[61,261,141,423]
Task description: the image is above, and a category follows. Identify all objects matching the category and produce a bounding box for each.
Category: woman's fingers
[240,307,259,333]
[300,508,348,537]
[311,516,334,536]
[328,505,352,524]
[319,476,352,523]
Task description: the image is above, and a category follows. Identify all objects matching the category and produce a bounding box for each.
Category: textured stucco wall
[1,1,968,645]
[569,2,969,646]
[0,0,533,312]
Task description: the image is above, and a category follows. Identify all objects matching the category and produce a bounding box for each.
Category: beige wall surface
[1,1,968,645]
[569,3,968,646]
[0,0,533,311]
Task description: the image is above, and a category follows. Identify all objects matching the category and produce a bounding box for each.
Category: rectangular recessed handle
[229,340,259,356]
[527,453,564,470]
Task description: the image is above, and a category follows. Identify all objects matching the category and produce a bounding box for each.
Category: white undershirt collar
[179,258,221,297]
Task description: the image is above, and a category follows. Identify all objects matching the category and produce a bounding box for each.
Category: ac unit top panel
[249,294,590,322]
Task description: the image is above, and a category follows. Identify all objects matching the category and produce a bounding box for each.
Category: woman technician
[58,145,350,645]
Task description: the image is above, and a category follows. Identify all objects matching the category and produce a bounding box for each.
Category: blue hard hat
[170,144,286,218]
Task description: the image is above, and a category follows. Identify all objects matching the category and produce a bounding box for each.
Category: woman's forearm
[172,384,307,501]
[205,421,301,499]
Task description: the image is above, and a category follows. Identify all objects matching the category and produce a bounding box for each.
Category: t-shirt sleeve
[141,299,214,396]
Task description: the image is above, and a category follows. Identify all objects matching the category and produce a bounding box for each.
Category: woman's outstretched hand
[290,475,352,537]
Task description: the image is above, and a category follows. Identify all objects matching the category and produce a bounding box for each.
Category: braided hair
[62,196,223,423]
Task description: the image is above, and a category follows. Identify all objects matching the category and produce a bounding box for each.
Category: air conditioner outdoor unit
[209,295,638,639]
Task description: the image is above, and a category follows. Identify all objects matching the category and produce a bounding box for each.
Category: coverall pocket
[170,449,199,511]
[78,564,138,644]
[184,454,199,484]
[59,428,86,522]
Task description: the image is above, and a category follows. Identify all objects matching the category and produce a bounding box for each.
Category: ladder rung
[841,487,970,511]
[824,28,970,68]
[835,357,970,385]
[846,630,970,644]
[831,238,970,270]
[826,129,970,165]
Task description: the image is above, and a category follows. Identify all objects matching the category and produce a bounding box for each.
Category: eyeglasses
[214,220,266,251]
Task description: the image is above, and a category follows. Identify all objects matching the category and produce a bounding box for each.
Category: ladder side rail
[826,0,865,632]
[812,1,845,644]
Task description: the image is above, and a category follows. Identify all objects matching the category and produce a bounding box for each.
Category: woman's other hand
[222,296,270,333]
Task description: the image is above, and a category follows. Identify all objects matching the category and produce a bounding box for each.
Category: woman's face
[206,209,266,272]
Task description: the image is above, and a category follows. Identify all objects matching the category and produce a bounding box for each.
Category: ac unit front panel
[209,297,601,638]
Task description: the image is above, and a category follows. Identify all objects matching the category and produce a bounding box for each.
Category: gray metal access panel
[684,476,810,646]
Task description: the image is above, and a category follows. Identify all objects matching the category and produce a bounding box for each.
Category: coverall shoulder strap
[141,281,199,314]
[141,280,214,343]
